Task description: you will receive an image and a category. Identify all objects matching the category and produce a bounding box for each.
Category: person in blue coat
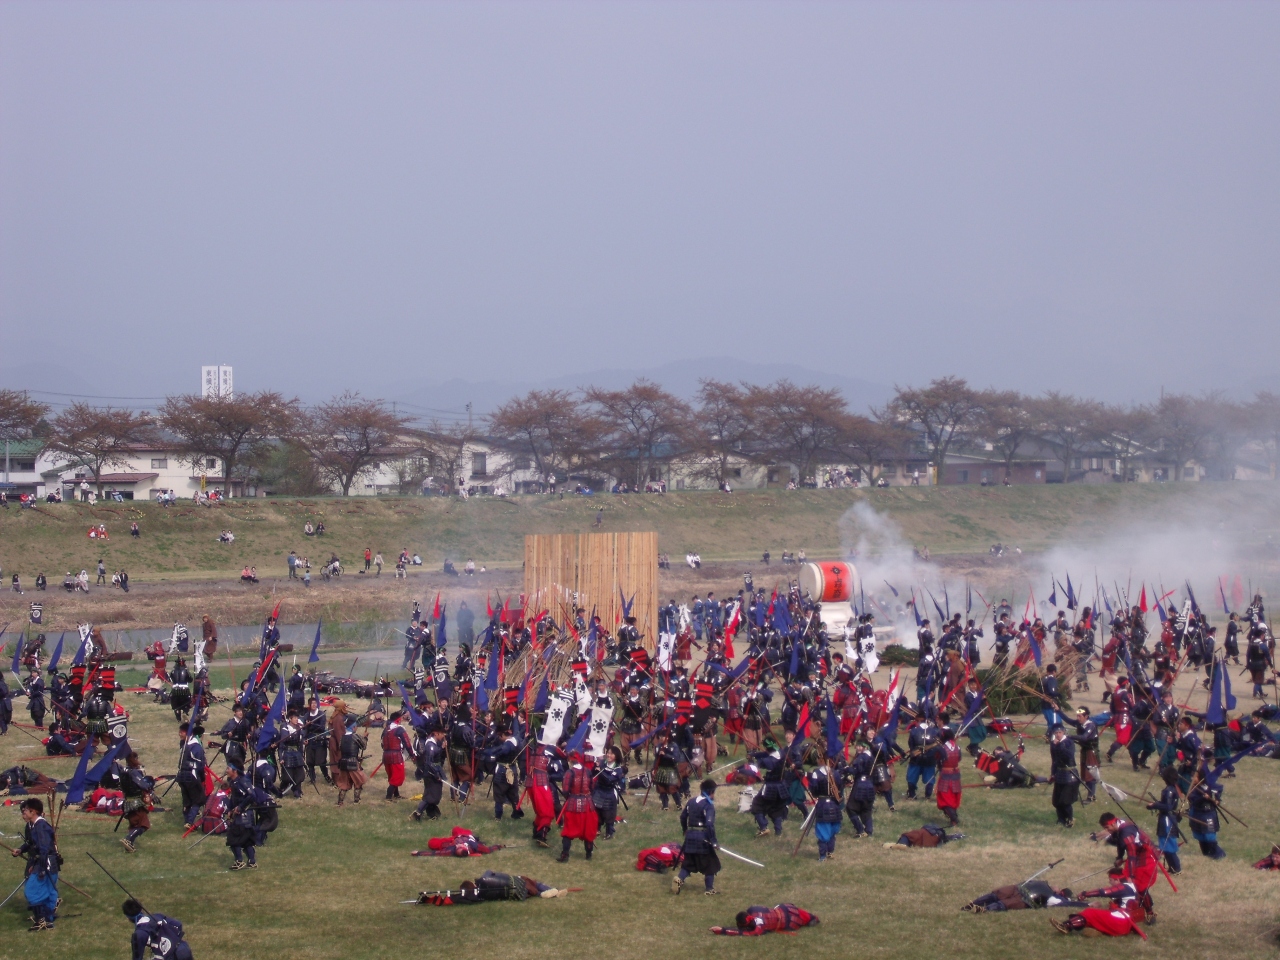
[13,797,59,931]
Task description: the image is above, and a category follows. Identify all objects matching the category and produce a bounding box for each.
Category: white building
[36,443,231,500]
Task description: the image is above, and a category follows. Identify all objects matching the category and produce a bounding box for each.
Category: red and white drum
[798,561,859,604]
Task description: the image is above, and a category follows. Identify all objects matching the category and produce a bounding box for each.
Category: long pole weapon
[790,803,818,857]
[86,851,137,903]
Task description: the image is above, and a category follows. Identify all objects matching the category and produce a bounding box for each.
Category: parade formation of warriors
[1,576,1277,953]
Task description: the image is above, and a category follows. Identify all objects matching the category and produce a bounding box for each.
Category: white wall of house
[38,447,226,500]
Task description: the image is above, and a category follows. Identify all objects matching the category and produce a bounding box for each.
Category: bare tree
[878,376,982,476]
[1030,392,1101,482]
[303,392,413,496]
[0,389,49,440]
[745,381,850,482]
[1197,395,1248,480]
[251,441,327,496]
[160,392,299,495]
[583,379,691,488]
[418,422,476,494]
[683,380,753,486]
[838,415,908,484]
[975,390,1035,480]
[1246,391,1280,480]
[45,403,158,495]
[488,389,596,487]
[1150,393,1217,481]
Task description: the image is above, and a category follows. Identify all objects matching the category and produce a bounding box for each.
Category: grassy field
[4,482,1280,583]
[1,662,1277,960]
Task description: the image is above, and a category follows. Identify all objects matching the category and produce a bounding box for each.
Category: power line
[24,389,169,401]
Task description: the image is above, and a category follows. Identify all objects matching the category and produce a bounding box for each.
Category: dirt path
[0,554,1029,632]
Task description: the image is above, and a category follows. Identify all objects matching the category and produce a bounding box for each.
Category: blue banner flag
[63,738,97,805]
[48,633,65,673]
[256,683,288,751]
[85,739,130,790]
[565,714,591,754]
[309,619,323,664]
[1206,660,1226,726]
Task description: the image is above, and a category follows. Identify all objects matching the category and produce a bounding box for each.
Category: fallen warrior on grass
[709,904,820,936]
[1048,876,1151,939]
[962,882,1088,913]
[882,823,965,849]
[410,826,504,857]
[411,871,571,905]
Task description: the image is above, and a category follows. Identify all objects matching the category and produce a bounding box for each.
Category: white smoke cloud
[839,500,942,646]
[840,493,1279,652]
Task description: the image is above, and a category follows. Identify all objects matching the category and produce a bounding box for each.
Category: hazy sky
[2,1,1277,413]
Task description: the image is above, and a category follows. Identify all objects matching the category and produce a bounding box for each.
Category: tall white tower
[201,365,234,399]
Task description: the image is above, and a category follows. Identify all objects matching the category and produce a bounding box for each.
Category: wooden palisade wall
[524,532,659,651]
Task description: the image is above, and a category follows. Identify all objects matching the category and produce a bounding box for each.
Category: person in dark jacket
[591,746,626,839]
[123,898,194,960]
[806,755,846,860]
[14,797,60,931]
[1049,724,1081,827]
[672,779,720,895]
[1145,767,1183,874]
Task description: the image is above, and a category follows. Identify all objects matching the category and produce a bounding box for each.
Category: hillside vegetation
[3,482,1279,583]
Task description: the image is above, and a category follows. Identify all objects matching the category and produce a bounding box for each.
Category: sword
[1020,858,1064,885]
[187,818,228,849]
[0,877,25,909]
[715,845,765,868]
[1069,866,1112,885]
